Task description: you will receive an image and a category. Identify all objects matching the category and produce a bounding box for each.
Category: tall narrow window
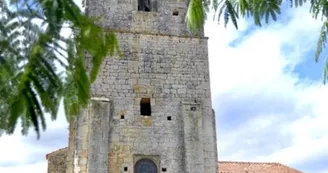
[138,0,152,12]
[140,98,151,116]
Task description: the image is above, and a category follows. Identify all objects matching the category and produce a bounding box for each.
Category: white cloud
[0,162,47,173]
[0,133,29,164]
[0,103,68,172]
[206,3,328,172]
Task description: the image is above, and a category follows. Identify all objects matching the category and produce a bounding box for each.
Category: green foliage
[2,0,328,138]
[0,0,120,138]
[186,0,328,83]
[187,0,206,33]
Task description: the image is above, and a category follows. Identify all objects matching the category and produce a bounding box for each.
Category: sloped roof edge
[45,147,68,160]
[218,161,304,173]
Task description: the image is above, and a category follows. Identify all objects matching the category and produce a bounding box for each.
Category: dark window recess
[140,98,151,116]
[162,168,167,172]
[167,116,172,121]
[120,112,125,119]
[124,167,128,171]
[173,10,179,16]
[138,0,155,12]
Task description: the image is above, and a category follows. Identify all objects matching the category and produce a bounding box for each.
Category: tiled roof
[218,161,304,173]
[45,147,68,160]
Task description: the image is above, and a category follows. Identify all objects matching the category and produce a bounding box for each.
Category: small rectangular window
[140,98,151,116]
[138,0,156,12]
[173,10,179,16]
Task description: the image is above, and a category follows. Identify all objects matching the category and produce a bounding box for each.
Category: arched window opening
[134,158,157,173]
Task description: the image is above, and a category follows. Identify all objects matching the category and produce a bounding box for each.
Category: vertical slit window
[140,98,151,116]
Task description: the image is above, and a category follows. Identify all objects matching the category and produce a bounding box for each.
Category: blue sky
[0,1,327,173]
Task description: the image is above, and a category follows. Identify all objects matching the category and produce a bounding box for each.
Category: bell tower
[65,0,218,173]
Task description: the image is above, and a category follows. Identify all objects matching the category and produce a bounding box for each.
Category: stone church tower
[46,0,218,173]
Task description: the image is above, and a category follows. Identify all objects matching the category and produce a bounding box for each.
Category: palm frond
[324,57,328,84]
[0,0,120,137]
[315,20,328,62]
[186,0,205,33]
[290,0,307,7]
[226,0,239,29]
[212,0,219,12]
[215,0,283,28]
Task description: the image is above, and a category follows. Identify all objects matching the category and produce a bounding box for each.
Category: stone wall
[47,148,67,173]
[85,0,204,37]
[66,100,111,173]
[63,0,218,172]
[65,31,217,173]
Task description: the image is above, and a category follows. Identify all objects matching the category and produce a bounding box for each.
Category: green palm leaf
[186,0,205,34]
[0,0,120,137]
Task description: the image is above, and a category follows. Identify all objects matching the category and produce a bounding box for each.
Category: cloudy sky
[0,1,327,173]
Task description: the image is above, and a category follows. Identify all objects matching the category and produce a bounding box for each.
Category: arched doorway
[134,158,158,173]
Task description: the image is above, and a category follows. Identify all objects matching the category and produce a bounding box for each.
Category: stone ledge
[104,29,209,40]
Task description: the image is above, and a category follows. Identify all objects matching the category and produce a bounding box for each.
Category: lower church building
[46,147,304,173]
